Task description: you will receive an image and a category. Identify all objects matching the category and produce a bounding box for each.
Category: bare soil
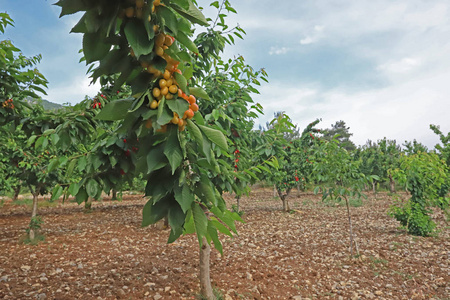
[0,189,448,299]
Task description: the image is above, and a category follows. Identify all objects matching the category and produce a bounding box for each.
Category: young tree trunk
[12,186,21,202]
[277,189,291,212]
[273,185,277,197]
[84,197,92,211]
[29,191,39,241]
[372,181,376,194]
[344,196,357,256]
[199,236,214,300]
[389,174,396,193]
[112,189,117,200]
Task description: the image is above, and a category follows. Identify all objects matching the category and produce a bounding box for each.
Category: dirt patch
[0,189,448,299]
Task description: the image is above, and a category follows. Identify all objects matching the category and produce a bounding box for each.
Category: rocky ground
[0,188,448,299]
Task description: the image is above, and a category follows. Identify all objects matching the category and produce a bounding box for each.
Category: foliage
[260,113,320,210]
[54,0,251,258]
[430,124,450,202]
[403,139,428,155]
[312,139,375,203]
[320,120,356,152]
[389,152,448,236]
[355,138,402,191]
[312,138,378,256]
[0,12,48,126]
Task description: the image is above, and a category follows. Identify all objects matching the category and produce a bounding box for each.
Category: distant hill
[25,97,63,111]
[40,99,63,110]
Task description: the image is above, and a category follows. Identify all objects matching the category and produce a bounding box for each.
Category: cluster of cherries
[123,0,162,20]
[92,94,106,109]
[1,98,14,109]
[124,0,199,132]
[234,149,240,170]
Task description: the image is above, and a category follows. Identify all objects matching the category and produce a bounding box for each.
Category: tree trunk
[344,196,357,256]
[199,236,215,300]
[12,186,21,202]
[372,181,376,194]
[29,191,39,241]
[273,185,277,197]
[389,174,396,193]
[277,189,291,212]
[112,189,117,200]
[84,197,92,211]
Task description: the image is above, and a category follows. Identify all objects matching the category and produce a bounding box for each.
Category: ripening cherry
[169,85,178,94]
[152,87,161,98]
[184,109,194,119]
[150,100,158,109]
[155,33,165,47]
[136,0,145,8]
[155,46,164,56]
[159,79,167,88]
[125,7,134,18]
[163,69,171,80]
[190,103,199,112]
[187,95,196,105]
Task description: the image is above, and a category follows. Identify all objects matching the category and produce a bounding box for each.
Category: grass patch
[12,198,33,206]
[196,287,224,300]
[348,197,364,207]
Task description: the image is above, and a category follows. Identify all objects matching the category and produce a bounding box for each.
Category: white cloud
[268,46,291,55]
[43,75,101,105]
[300,25,325,45]
[254,68,450,149]
[377,57,421,74]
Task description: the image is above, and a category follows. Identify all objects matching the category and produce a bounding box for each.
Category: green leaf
[210,218,232,237]
[207,222,223,254]
[95,99,134,120]
[189,87,210,100]
[66,159,77,178]
[171,2,209,26]
[157,104,174,126]
[158,6,178,35]
[142,195,170,227]
[75,187,88,205]
[26,135,37,147]
[198,125,228,151]
[51,185,64,202]
[192,203,208,246]
[174,184,195,213]
[174,72,187,94]
[196,180,217,206]
[167,204,185,243]
[186,119,203,145]
[68,182,79,197]
[147,146,167,174]
[174,30,199,54]
[55,0,92,17]
[124,19,153,58]
[166,98,189,118]
[86,178,99,198]
[83,31,111,64]
[35,136,46,149]
[183,210,195,234]
[164,128,183,174]
[77,155,87,171]
[47,158,60,173]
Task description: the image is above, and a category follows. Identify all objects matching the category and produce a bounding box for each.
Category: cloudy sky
[1,0,449,149]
